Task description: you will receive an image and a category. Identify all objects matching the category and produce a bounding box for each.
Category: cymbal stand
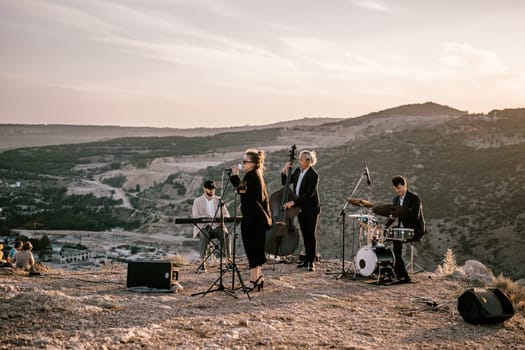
[406,241,426,274]
[327,170,367,279]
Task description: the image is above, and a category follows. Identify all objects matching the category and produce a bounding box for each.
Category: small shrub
[435,248,458,276]
[491,274,525,314]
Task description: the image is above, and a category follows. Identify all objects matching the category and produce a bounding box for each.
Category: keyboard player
[192,180,231,272]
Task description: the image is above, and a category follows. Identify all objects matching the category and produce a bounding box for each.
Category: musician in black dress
[391,175,425,283]
[282,150,320,272]
[230,149,271,291]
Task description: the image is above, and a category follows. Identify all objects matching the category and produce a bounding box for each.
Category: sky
[1,0,524,129]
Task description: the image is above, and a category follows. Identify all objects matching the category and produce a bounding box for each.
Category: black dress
[230,169,271,269]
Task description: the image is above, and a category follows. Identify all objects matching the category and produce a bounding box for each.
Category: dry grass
[491,273,525,313]
[169,254,190,266]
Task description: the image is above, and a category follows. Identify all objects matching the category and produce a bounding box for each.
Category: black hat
[203,180,216,189]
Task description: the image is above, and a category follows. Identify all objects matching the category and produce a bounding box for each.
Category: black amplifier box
[126,260,179,290]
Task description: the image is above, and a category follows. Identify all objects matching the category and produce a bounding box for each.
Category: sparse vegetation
[102,175,127,188]
[491,274,525,313]
[438,248,458,275]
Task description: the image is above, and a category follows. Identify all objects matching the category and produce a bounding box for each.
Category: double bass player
[282,150,321,272]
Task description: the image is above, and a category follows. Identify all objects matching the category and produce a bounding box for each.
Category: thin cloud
[439,43,507,75]
[352,0,390,12]
[169,0,244,18]
[1,0,523,128]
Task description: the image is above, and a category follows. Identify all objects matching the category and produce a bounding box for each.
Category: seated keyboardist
[192,180,231,273]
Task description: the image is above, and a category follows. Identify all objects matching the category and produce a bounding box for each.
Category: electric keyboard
[175,217,242,224]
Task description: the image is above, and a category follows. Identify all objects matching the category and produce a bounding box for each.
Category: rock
[461,260,495,284]
[515,279,525,287]
[450,268,467,280]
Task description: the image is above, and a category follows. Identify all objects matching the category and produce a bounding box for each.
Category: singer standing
[282,150,320,272]
[230,149,271,291]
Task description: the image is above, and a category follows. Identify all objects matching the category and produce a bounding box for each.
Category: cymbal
[347,198,374,208]
[372,204,410,218]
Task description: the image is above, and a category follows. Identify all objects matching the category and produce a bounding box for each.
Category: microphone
[364,166,372,185]
[224,163,242,174]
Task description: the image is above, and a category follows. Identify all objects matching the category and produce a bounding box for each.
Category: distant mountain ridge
[0,101,465,151]
[372,101,466,117]
[0,117,343,151]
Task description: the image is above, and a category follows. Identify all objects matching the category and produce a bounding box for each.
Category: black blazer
[231,170,271,228]
[282,167,320,215]
[393,189,425,240]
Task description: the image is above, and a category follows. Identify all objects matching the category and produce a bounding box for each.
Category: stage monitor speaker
[457,287,514,324]
[127,260,179,290]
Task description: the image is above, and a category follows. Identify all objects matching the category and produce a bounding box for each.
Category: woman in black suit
[230,149,271,290]
[282,150,321,271]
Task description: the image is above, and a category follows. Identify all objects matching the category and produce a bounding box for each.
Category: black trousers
[392,240,409,280]
[199,225,230,260]
[298,211,319,263]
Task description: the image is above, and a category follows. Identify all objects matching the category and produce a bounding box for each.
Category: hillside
[0,102,524,279]
[1,260,524,349]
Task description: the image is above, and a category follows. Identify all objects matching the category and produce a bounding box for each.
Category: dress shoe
[307,262,316,272]
[297,261,308,268]
[396,277,411,284]
[248,276,264,292]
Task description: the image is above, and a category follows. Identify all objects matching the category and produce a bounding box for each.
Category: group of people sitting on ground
[0,240,41,275]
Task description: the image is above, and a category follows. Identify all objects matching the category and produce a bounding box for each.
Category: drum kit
[346,198,414,282]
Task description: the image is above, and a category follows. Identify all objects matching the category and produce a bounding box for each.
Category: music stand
[192,171,251,299]
[327,167,368,279]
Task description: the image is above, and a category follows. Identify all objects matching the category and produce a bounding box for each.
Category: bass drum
[355,245,394,277]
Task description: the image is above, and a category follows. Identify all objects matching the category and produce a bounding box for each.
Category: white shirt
[399,194,405,228]
[205,197,215,217]
[295,168,309,197]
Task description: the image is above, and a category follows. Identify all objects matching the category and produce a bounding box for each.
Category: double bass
[265,145,300,256]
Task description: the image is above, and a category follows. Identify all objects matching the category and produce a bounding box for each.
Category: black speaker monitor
[457,287,514,324]
[127,260,179,289]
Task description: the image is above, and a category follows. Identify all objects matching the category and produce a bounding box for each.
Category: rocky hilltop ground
[1,259,524,350]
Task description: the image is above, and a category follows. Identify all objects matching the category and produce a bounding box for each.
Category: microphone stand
[192,171,235,298]
[192,170,251,299]
[227,182,251,298]
[327,170,367,279]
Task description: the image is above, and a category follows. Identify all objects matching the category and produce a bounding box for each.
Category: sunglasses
[242,160,253,164]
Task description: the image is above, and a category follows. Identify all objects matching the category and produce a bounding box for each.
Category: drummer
[388,175,426,283]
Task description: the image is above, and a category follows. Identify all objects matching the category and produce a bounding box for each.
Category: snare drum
[386,228,414,242]
[355,245,394,277]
